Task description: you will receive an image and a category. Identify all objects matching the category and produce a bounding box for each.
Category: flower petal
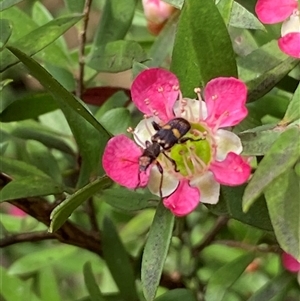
[133,117,158,147]
[163,179,200,216]
[278,33,300,58]
[210,152,251,186]
[173,98,208,122]
[103,135,148,188]
[282,252,300,273]
[215,129,243,161]
[142,0,175,24]
[255,0,297,24]
[148,164,179,197]
[131,68,179,121]
[204,77,248,128]
[190,172,220,204]
[281,12,300,36]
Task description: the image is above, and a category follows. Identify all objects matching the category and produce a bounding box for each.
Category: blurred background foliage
[0,0,300,300]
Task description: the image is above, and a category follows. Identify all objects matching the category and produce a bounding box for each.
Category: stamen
[131,130,146,147]
[182,154,193,177]
[213,110,230,132]
[188,147,207,172]
[194,88,204,121]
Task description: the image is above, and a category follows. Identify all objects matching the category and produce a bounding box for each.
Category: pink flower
[103,68,251,216]
[282,252,300,273]
[255,0,300,58]
[141,0,176,35]
[9,205,26,217]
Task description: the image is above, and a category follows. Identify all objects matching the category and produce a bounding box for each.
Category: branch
[192,216,229,256]
[76,0,93,97]
[0,231,56,248]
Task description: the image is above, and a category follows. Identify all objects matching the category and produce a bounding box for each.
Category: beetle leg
[156,161,164,198]
[162,151,179,172]
[152,121,162,131]
[178,137,203,144]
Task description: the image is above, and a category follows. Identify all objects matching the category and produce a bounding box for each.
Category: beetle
[137,117,202,197]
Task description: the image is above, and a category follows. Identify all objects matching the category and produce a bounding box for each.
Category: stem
[76,0,93,98]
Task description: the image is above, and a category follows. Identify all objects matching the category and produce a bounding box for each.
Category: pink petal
[142,0,175,24]
[278,33,300,58]
[102,135,149,189]
[210,152,251,186]
[163,179,200,216]
[9,206,26,217]
[255,0,297,24]
[204,77,248,128]
[131,68,179,122]
[282,252,300,272]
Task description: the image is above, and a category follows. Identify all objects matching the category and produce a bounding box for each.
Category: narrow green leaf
[247,272,294,301]
[154,289,196,301]
[0,0,24,11]
[63,0,85,13]
[205,253,255,301]
[0,93,58,122]
[0,266,42,301]
[0,155,51,179]
[142,202,175,301]
[83,262,105,301]
[102,217,139,301]
[162,0,183,9]
[243,127,300,211]
[9,245,77,275]
[216,0,234,25]
[238,40,299,102]
[281,83,300,124]
[147,11,179,67]
[171,0,237,97]
[89,0,138,55]
[265,169,300,260]
[39,267,61,301]
[1,15,82,72]
[0,78,13,91]
[0,19,12,49]
[88,40,147,72]
[7,47,111,185]
[49,176,112,232]
[0,176,64,202]
[239,124,282,156]
[229,2,265,30]
[101,188,158,211]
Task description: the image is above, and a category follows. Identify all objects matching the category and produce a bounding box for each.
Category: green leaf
[243,127,300,211]
[39,267,61,301]
[162,0,183,9]
[63,0,85,13]
[0,78,13,91]
[154,289,196,301]
[0,0,24,11]
[171,0,237,97]
[26,140,62,183]
[49,176,112,232]
[142,202,175,301]
[0,155,52,179]
[101,187,158,211]
[88,40,147,72]
[99,108,131,135]
[9,245,77,275]
[0,176,64,202]
[1,15,82,72]
[0,266,42,301]
[229,2,265,30]
[83,262,105,301]
[205,253,255,301]
[0,19,12,49]
[102,217,139,301]
[147,11,179,68]
[238,41,299,102]
[89,0,138,55]
[0,93,58,122]
[239,124,282,156]
[216,0,233,25]
[247,272,294,301]
[7,47,111,186]
[281,83,300,124]
[265,169,300,261]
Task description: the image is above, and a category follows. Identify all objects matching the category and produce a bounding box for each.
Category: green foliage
[1,0,300,300]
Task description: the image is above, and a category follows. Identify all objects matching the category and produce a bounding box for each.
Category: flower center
[160,122,214,179]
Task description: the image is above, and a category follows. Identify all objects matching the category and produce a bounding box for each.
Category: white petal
[190,172,220,204]
[215,129,243,160]
[148,165,179,197]
[133,117,158,147]
[173,98,207,122]
[281,13,300,36]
